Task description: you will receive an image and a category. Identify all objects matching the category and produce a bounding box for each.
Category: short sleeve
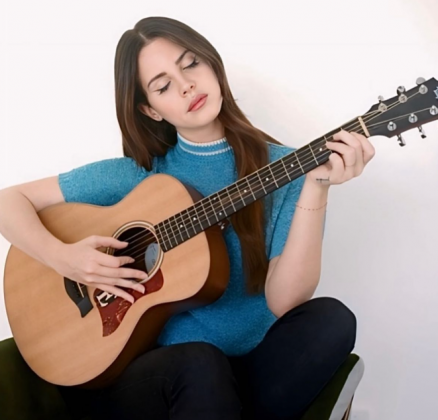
[58,157,154,206]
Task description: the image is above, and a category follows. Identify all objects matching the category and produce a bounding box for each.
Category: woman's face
[138,37,223,132]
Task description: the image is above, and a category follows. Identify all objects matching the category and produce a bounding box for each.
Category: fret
[169,215,179,247]
[280,158,291,181]
[308,144,319,165]
[235,180,247,208]
[208,195,220,223]
[198,197,212,228]
[160,220,173,250]
[316,139,326,154]
[286,153,298,176]
[256,170,267,195]
[240,179,251,206]
[225,188,237,213]
[259,167,275,195]
[184,208,196,237]
[268,164,279,188]
[248,172,267,200]
[190,206,202,232]
[245,177,257,201]
[178,212,190,241]
[217,192,228,219]
[295,152,304,173]
[157,225,168,252]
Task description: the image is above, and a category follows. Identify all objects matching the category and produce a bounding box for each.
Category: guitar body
[3,174,230,388]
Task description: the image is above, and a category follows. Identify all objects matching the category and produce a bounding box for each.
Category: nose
[182,79,195,97]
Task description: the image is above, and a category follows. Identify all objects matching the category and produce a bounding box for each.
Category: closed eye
[157,58,200,95]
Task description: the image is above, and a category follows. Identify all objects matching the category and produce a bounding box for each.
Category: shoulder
[266,141,297,162]
[59,156,156,181]
[58,156,157,205]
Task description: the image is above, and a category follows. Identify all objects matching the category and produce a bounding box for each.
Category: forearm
[0,189,64,266]
[266,175,328,317]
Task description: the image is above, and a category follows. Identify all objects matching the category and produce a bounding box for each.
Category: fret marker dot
[193,217,196,220]
[291,164,294,167]
[244,189,247,193]
[219,212,222,215]
[180,224,183,228]
[266,177,269,181]
[319,148,323,151]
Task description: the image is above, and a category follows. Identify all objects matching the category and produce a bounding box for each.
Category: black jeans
[58,297,356,420]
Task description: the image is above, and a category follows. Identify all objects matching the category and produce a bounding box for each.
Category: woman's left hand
[306,130,376,188]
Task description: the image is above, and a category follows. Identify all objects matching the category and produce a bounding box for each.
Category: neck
[177,119,224,144]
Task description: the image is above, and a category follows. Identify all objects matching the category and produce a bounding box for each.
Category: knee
[311,297,357,352]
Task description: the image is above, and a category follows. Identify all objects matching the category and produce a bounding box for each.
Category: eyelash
[157,58,200,95]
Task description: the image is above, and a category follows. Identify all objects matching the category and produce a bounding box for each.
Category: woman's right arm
[0,176,147,302]
[0,176,65,267]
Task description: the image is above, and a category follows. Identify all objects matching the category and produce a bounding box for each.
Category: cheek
[158,98,184,125]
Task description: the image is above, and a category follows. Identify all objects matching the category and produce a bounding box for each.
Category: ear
[138,103,163,121]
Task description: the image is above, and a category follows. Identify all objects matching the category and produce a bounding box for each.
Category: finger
[346,132,365,171]
[331,131,364,168]
[328,152,345,183]
[91,283,135,304]
[351,132,376,165]
[89,235,129,250]
[326,140,357,169]
[96,263,149,281]
[96,251,146,274]
[87,274,146,294]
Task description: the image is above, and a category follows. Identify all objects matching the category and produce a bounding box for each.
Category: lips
[188,94,208,112]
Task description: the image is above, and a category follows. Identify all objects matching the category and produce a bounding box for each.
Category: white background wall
[1,1,437,419]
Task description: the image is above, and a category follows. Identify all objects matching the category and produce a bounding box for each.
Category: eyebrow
[147,49,190,89]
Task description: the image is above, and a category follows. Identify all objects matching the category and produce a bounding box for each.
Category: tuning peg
[397,134,406,147]
[378,96,387,112]
[397,86,406,94]
[418,125,427,139]
[416,77,426,85]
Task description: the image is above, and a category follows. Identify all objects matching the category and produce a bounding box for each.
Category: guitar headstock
[365,77,438,146]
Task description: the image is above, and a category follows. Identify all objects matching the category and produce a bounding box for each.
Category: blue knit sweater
[58,132,305,356]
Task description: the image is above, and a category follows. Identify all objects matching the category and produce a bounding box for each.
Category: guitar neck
[155,117,367,252]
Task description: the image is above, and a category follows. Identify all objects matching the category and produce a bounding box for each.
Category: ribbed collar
[175,132,232,157]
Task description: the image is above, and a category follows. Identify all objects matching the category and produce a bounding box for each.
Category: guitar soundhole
[93,225,164,337]
[114,226,160,277]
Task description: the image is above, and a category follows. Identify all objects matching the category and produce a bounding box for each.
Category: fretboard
[156,118,366,251]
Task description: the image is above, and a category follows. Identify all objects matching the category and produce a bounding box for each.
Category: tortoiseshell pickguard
[94,271,163,337]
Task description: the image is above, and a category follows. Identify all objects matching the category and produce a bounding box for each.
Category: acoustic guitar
[4,77,438,389]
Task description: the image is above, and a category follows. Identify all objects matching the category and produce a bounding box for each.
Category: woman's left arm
[265,130,376,318]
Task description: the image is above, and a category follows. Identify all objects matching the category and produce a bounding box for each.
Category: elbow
[267,290,316,319]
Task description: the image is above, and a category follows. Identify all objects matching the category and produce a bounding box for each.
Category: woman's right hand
[50,235,148,304]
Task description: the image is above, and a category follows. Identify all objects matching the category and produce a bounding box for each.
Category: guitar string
[117,93,428,261]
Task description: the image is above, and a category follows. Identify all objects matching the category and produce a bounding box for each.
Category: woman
[0,16,375,420]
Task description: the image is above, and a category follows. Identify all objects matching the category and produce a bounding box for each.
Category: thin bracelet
[295,202,328,211]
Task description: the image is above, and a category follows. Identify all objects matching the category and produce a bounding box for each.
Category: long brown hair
[114,16,286,295]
